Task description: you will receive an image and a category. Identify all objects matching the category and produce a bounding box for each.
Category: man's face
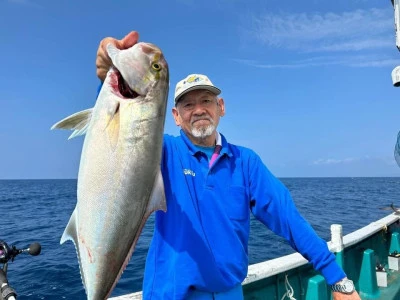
[172,89,225,144]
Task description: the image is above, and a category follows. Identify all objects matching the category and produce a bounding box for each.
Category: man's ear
[172,107,181,126]
[218,98,225,117]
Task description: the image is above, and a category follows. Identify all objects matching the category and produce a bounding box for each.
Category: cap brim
[174,85,221,104]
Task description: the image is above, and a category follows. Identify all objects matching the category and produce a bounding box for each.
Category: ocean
[0,177,399,299]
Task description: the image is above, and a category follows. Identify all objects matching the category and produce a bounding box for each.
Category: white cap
[174,74,221,105]
[392,66,400,87]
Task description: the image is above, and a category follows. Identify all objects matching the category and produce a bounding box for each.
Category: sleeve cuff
[319,260,347,285]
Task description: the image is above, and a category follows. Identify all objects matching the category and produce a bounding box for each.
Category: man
[96,31,361,300]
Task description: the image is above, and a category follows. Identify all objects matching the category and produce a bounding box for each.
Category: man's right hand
[96,31,139,81]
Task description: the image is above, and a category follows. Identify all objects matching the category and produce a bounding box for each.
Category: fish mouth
[116,69,140,99]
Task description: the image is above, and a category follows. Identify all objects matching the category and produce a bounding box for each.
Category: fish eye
[152,62,161,71]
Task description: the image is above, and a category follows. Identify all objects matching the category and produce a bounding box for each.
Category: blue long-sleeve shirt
[142,130,345,299]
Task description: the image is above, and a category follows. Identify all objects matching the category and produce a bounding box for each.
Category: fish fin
[60,209,89,296]
[60,208,78,245]
[146,169,167,214]
[68,122,90,140]
[51,108,93,139]
[105,103,120,150]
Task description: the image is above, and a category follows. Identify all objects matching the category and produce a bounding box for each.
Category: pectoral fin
[51,108,93,139]
[104,102,120,150]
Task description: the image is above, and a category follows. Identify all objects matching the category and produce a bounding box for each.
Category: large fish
[51,42,169,299]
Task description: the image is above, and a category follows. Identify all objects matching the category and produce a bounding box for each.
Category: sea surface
[0,177,399,299]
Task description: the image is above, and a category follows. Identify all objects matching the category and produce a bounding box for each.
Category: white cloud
[7,0,42,7]
[245,8,393,52]
[233,54,399,69]
[175,0,195,5]
[312,157,358,165]
[312,155,396,166]
[306,37,393,52]
[8,0,30,4]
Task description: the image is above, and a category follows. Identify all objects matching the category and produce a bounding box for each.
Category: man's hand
[332,291,361,300]
[96,31,139,81]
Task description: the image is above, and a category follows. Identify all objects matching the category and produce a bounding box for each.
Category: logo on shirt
[183,169,196,177]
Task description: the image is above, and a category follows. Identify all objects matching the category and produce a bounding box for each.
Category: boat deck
[379,269,400,300]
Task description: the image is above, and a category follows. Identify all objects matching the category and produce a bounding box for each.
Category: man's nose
[192,103,207,114]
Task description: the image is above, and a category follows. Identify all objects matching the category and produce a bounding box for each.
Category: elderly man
[96,31,361,300]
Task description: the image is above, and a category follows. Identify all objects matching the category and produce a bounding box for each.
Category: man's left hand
[332,291,361,300]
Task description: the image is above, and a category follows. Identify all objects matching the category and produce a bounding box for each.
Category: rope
[280,274,296,300]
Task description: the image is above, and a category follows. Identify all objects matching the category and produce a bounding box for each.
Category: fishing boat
[110,212,400,300]
[111,2,400,299]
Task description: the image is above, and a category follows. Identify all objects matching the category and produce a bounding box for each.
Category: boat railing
[110,213,400,300]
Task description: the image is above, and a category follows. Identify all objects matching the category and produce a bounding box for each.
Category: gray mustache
[191,116,213,124]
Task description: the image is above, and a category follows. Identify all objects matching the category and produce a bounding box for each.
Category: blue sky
[1,0,400,179]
